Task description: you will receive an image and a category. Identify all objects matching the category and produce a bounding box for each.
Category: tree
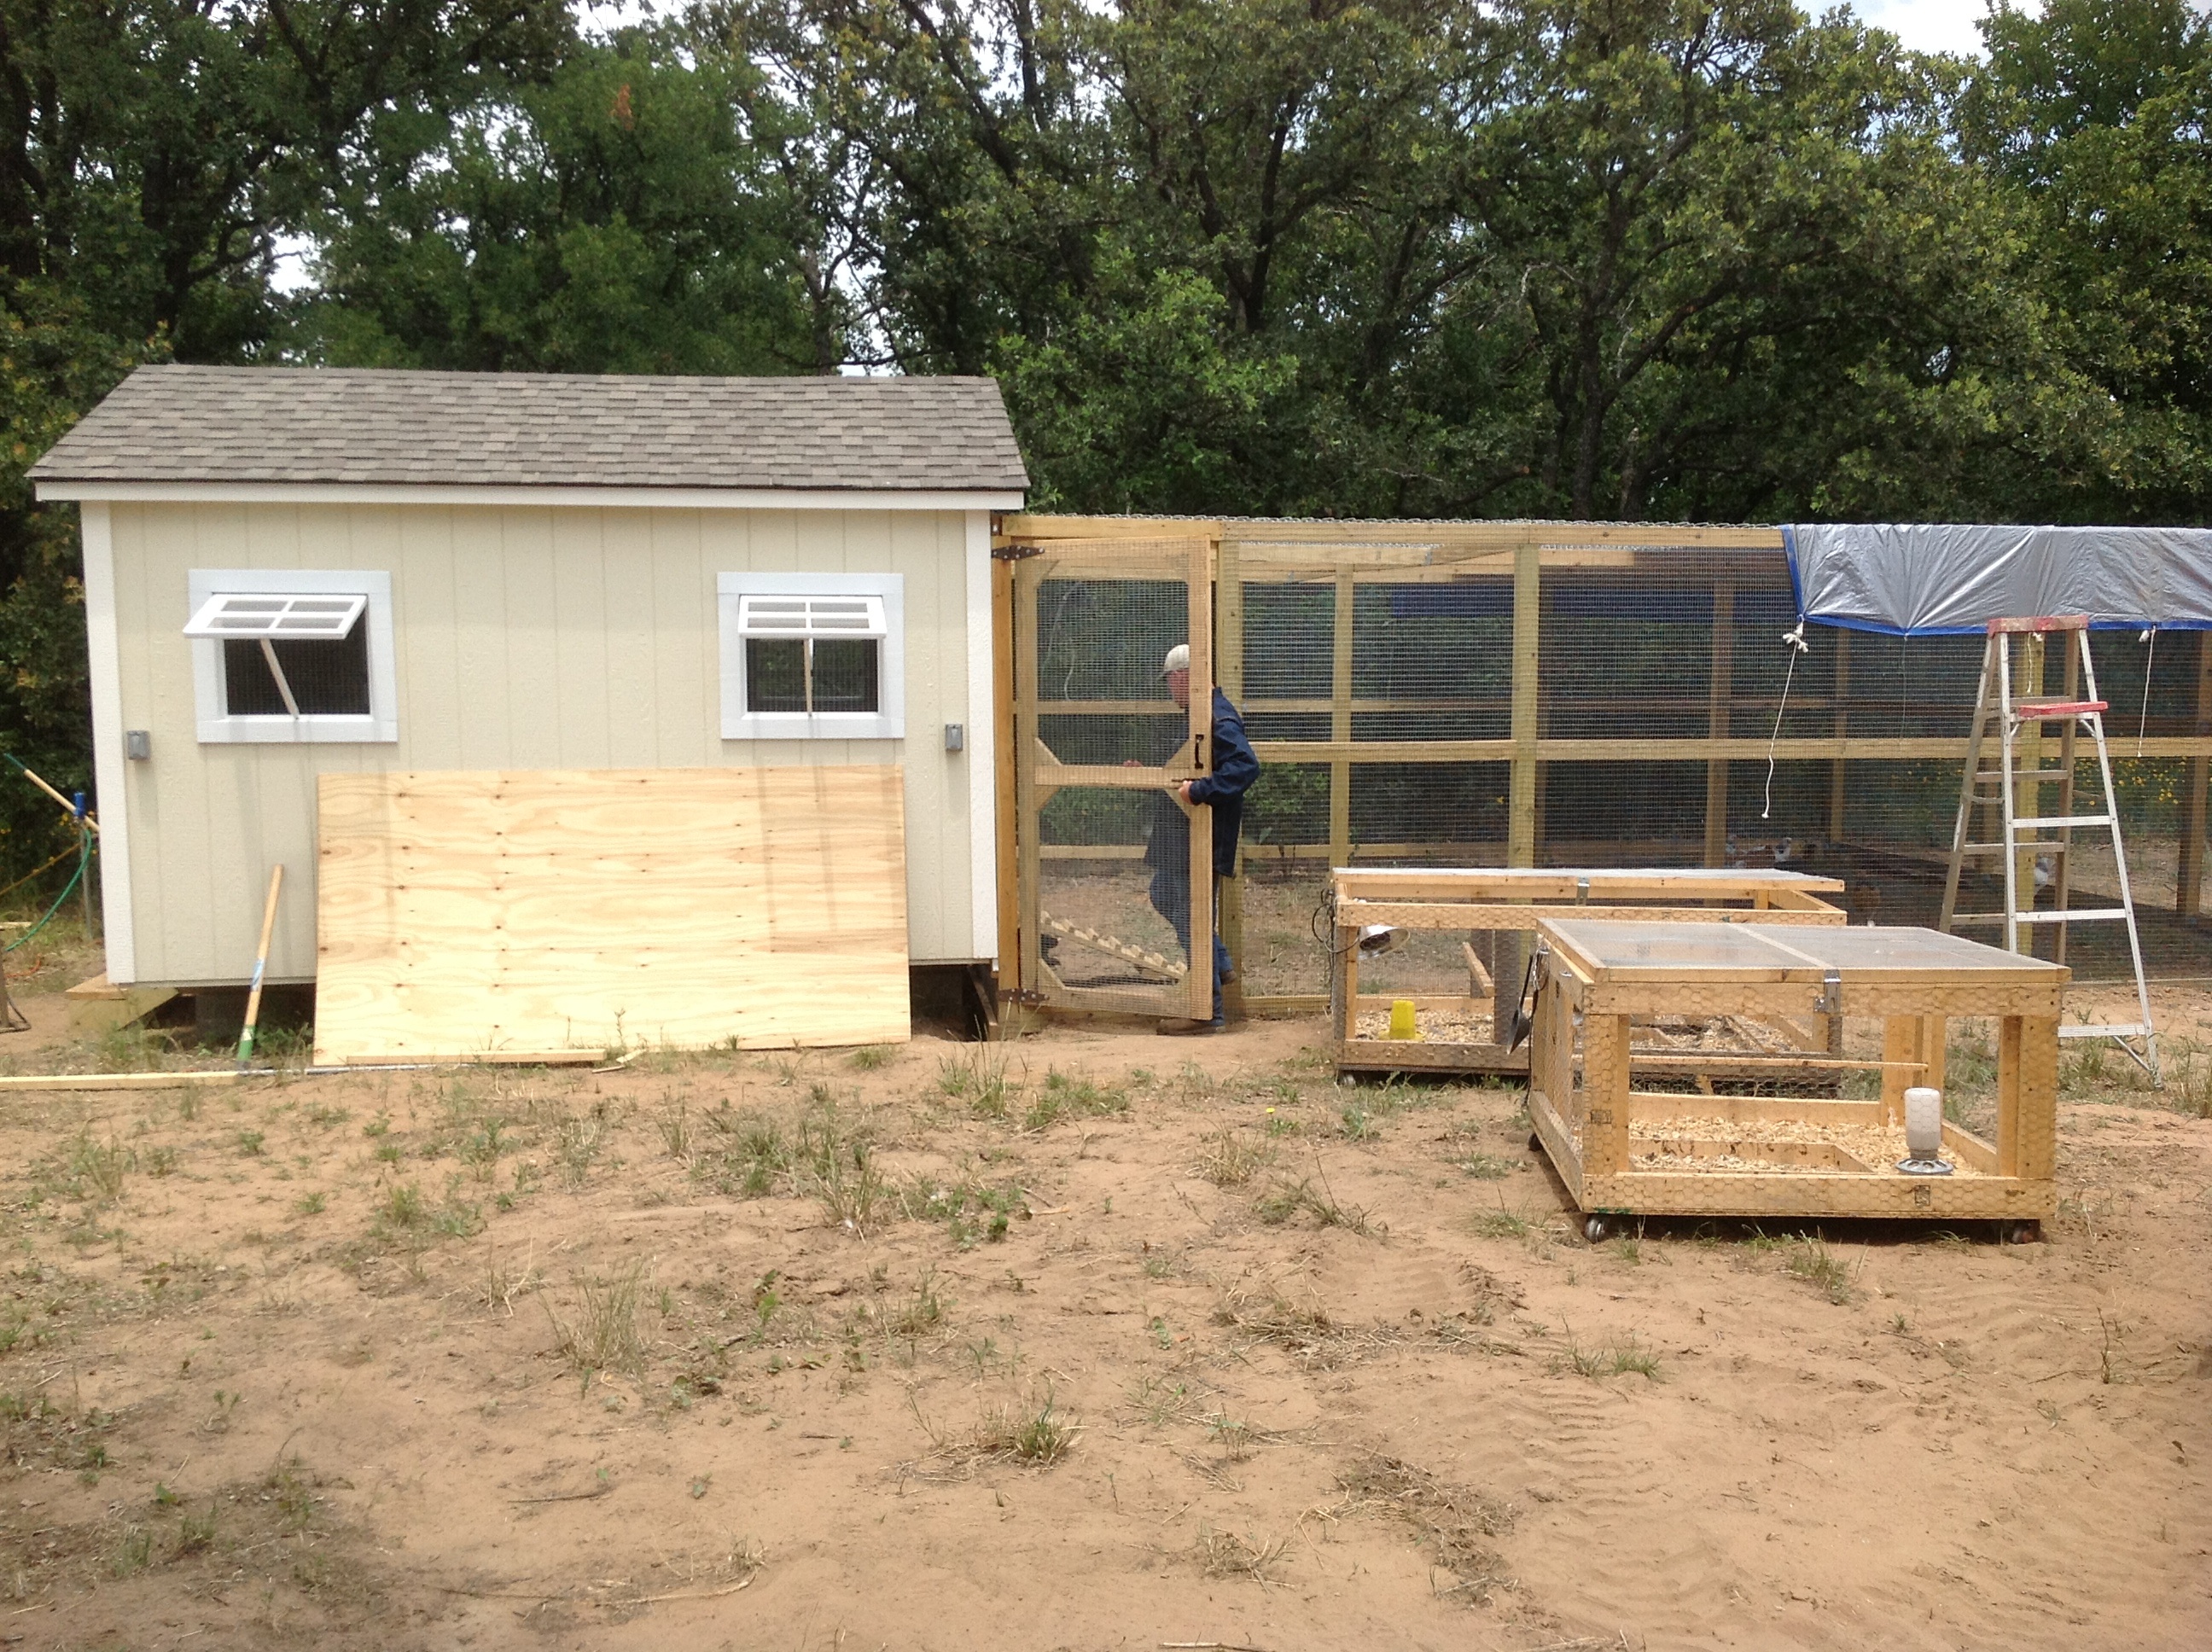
[298,26,817,374]
[0,0,573,871]
[1963,0,2212,523]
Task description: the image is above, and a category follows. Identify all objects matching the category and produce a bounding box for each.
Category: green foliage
[2,0,2209,869]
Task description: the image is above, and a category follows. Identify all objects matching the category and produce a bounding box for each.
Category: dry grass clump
[1253,1159,1376,1235]
[544,1256,651,1376]
[1212,1280,1379,1368]
[1193,1525,1289,1582]
[905,1387,1079,1479]
[1783,1236,1854,1305]
[1326,1454,1516,1604]
[1195,1125,1274,1187]
[1553,1335,1662,1381]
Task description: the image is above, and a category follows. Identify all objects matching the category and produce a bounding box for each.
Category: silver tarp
[1784,524,2212,636]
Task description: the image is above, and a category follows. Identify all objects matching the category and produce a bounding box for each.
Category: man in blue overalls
[1146,643,1260,1034]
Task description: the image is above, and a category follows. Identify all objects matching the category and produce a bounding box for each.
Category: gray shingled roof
[31,365,1028,492]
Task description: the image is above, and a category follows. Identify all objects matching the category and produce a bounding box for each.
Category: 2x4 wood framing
[1010,535,1217,1023]
[991,515,2212,1014]
[1526,918,2064,1225]
[1329,866,1848,1076]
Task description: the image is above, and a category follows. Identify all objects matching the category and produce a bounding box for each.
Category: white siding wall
[106,501,985,985]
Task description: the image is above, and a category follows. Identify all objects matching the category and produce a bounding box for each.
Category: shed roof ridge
[32,364,1030,494]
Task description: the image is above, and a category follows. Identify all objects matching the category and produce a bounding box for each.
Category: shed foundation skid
[1526,918,2064,1233]
[1329,866,1846,1078]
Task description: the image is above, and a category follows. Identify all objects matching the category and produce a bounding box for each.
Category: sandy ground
[0,955,2209,1650]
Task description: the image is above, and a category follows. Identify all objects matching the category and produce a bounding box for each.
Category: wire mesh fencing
[1007,523,2211,1006]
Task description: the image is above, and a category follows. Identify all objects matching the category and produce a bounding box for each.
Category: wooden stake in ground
[237,864,284,1067]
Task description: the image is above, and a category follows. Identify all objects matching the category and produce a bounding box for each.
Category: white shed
[32,365,1027,1010]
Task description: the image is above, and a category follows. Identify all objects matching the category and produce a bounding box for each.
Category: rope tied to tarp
[1762,620,1810,821]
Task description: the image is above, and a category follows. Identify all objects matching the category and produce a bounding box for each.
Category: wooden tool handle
[237,865,284,1064]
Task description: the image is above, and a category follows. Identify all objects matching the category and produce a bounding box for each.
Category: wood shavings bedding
[1565,1114,1983,1178]
[1351,1009,1805,1050]
[1352,1008,1494,1043]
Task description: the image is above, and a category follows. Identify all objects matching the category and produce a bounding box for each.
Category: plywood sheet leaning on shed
[312,767,910,1062]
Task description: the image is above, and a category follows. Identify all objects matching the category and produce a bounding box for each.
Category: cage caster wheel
[1582,1214,1610,1243]
[2000,1219,2041,1246]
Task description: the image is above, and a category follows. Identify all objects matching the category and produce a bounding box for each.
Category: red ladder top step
[1987,614,2089,634]
[2016,699,2107,717]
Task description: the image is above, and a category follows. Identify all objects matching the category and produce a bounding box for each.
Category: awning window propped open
[183,591,367,640]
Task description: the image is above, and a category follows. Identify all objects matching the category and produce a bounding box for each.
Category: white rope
[2137,626,2157,756]
[1762,621,1811,821]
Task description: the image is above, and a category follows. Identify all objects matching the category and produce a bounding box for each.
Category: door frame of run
[1004,534,1218,1022]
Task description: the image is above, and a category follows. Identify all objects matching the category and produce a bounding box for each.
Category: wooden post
[1828,627,1849,843]
[1499,537,1543,1032]
[2005,1014,2058,1186]
[1508,536,1541,868]
[1705,581,1734,867]
[1996,1014,2024,1178]
[2181,631,2209,919]
[1582,1011,1632,1179]
[1012,560,1045,1014]
[1185,536,1217,1024]
[1880,1015,1915,1124]
[1328,570,1354,869]
[1880,1014,1947,1122]
[992,554,1021,997]
[1330,919,1354,1044]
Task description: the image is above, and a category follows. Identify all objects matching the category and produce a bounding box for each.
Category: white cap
[1161,643,1190,676]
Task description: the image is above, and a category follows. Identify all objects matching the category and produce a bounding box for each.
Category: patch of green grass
[294,1191,327,1216]
[1196,1126,1274,1188]
[655,1102,690,1160]
[995,1393,1076,1464]
[799,1094,885,1234]
[1470,1207,1529,1239]
[544,1257,651,1377]
[1455,1153,1516,1180]
[556,1113,605,1183]
[847,1044,891,1072]
[380,1182,426,1229]
[1784,1236,1854,1305]
[1254,1163,1376,1236]
[1556,1335,1662,1381]
[175,1504,217,1555]
[68,1131,131,1203]
[888,1269,946,1339]
[1022,1068,1128,1131]
[459,1118,509,1180]
[109,1523,153,1576]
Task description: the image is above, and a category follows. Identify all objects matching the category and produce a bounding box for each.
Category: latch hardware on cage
[1814,967,1842,1018]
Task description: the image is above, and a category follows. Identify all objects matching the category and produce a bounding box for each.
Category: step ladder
[1939,615,2160,1082]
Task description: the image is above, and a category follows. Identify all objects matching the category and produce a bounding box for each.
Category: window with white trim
[186,570,398,744]
[719,573,904,740]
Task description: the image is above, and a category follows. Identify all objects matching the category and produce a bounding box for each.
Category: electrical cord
[7,830,89,952]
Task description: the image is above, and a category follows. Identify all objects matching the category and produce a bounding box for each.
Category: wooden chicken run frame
[1526,917,2065,1237]
[1328,866,1848,1076]
[991,515,2212,1027]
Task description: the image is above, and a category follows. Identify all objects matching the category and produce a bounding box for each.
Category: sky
[569,2,2035,59]
[1848,0,2025,57]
